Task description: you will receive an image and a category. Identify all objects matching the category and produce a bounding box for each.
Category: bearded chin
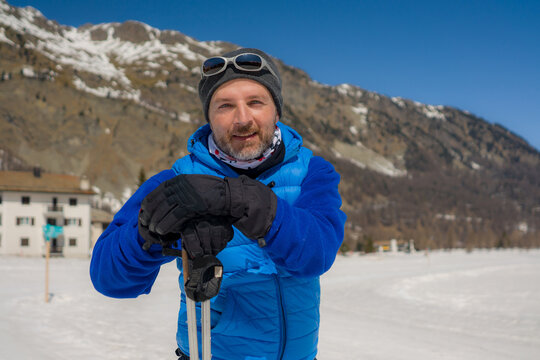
[219,135,270,161]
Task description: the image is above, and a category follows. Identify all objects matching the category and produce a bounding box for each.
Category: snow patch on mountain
[333,140,407,177]
[154,80,167,88]
[517,222,528,233]
[173,60,188,71]
[336,84,352,96]
[336,83,363,97]
[179,112,191,123]
[351,103,368,115]
[351,104,368,128]
[21,66,35,78]
[308,80,330,89]
[0,0,9,12]
[185,36,223,54]
[0,26,14,45]
[180,83,197,93]
[392,97,406,108]
[436,213,456,221]
[72,76,141,101]
[415,103,446,121]
[17,4,44,23]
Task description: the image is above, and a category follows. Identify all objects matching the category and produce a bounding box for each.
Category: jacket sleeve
[263,156,347,277]
[90,170,177,298]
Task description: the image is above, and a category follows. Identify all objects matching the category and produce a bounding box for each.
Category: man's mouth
[232,132,257,141]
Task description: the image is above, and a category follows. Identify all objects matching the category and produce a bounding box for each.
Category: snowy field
[1,249,539,360]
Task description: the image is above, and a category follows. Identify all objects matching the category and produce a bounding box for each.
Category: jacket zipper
[274,275,286,360]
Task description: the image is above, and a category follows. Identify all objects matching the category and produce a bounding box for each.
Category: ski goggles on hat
[201,53,279,80]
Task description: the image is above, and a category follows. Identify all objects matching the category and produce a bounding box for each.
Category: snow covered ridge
[0,1,222,104]
[391,96,406,108]
[335,83,363,98]
[334,82,449,122]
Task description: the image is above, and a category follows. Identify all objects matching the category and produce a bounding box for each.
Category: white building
[0,169,95,257]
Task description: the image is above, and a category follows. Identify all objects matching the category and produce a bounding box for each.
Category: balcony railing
[47,205,64,212]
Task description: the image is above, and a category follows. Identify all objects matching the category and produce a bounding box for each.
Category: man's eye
[218,103,232,109]
[248,100,263,105]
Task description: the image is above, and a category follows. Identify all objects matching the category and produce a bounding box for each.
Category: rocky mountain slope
[1,0,539,249]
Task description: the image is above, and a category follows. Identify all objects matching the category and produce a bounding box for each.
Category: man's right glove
[138,214,234,258]
[139,174,277,241]
[181,217,234,259]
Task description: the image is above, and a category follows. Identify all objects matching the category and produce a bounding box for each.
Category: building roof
[0,170,95,195]
[91,208,114,223]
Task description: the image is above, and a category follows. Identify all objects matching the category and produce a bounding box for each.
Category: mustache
[230,124,258,136]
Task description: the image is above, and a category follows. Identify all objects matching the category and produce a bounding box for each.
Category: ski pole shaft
[201,300,211,360]
[183,250,199,360]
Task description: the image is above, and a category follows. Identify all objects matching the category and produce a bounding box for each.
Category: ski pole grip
[184,255,223,302]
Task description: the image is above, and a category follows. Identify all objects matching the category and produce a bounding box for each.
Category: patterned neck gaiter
[208,126,282,170]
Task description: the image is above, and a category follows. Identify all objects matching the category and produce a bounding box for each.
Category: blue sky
[8,0,540,150]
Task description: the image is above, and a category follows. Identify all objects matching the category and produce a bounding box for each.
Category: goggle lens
[202,57,226,75]
[234,54,264,71]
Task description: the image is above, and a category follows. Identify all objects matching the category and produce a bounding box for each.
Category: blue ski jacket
[90,123,346,360]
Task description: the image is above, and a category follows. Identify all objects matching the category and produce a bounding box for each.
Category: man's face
[208,78,279,160]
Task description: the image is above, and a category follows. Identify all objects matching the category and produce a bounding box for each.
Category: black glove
[181,217,234,259]
[138,209,180,252]
[227,175,278,240]
[139,175,210,236]
[139,174,277,241]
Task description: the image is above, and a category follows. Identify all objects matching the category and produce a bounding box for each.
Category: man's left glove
[139,174,277,241]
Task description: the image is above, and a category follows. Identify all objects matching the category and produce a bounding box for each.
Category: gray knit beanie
[198,48,283,122]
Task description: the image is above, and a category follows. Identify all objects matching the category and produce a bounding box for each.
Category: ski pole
[182,250,224,360]
[201,298,211,360]
[182,249,200,360]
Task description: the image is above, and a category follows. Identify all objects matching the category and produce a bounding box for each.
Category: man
[90,48,346,360]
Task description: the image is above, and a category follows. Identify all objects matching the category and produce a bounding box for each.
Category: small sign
[42,224,63,241]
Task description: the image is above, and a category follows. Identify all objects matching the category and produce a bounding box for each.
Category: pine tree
[363,235,375,253]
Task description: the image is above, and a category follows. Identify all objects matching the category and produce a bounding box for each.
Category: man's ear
[275,113,280,124]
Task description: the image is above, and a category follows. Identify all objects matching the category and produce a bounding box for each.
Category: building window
[0,194,2,204]
[21,196,30,205]
[69,238,77,247]
[16,217,35,226]
[21,237,29,247]
[0,213,2,226]
[64,218,82,226]
[69,198,78,206]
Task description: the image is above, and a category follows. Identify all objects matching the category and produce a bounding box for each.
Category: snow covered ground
[1,249,539,359]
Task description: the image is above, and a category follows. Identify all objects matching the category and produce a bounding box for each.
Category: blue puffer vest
[171,123,318,360]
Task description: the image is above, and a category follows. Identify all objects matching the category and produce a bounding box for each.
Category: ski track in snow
[1,250,539,359]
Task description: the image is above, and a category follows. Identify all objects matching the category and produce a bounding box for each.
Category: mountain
[1,0,539,249]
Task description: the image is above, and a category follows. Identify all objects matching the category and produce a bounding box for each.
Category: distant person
[90,48,346,360]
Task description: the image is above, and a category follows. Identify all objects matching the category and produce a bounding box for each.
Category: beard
[213,122,276,161]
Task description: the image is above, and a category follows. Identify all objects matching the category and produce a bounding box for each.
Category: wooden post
[45,240,50,303]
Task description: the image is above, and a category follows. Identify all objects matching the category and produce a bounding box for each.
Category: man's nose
[234,103,253,125]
